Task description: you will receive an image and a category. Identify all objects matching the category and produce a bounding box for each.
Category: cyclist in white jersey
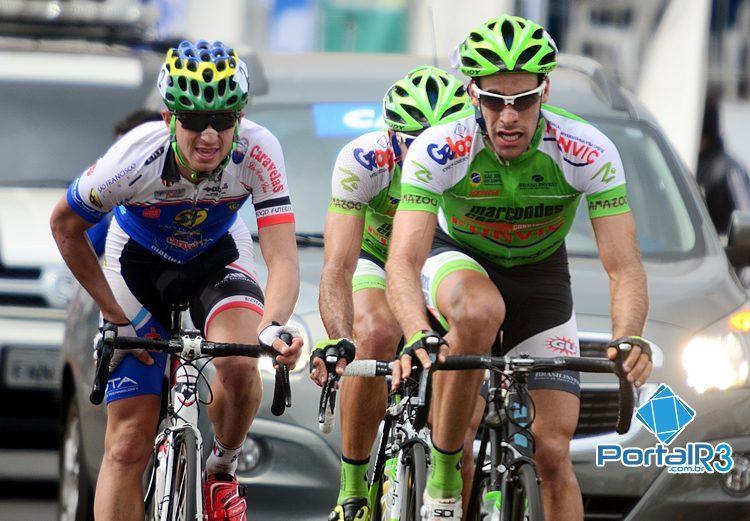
[309,67,476,521]
[50,41,303,521]
[385,17,652,520]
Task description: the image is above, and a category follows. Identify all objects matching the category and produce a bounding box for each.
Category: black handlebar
[439,355,635,435]
[89,334,292,415]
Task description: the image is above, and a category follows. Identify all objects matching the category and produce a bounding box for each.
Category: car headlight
[683,309,750,393]
[258,317,310,375]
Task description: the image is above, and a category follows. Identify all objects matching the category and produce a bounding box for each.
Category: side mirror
[726,210,750,266]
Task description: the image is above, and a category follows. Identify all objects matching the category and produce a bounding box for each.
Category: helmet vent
[229,77,237,91]
[477,48,501,66]
[385,108,405,124]
[204,86,215,103]
[177,76,188,92]
[425,77,439,107]
[167,76,174,87]
[165,63,171,72]
[217,78,226,96]
[190,79,200,97]
[394,85,409,97]
[184,48,195,58]
[461,56,479,68]
[456,85,466,97]
[404,105,427,125]
[179,96,192,107]
[539,52,555,65]
[216,60,226,72]
[517,45,541,65]
[202,69,214,83]
[439,75,449,87]
[200,51,211,62]
[487,21,498,31]
[532,28,544,39]
[227,95,238,106]
[165,92,175,102]
[469,31,482,42]
[229,58,236,68]
[501,20,515,50]
[442,104,462,118]
[174,58,183,69]
[187,61,197,72]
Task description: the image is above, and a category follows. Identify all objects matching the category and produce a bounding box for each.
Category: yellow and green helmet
[157,40,249,112]
[383,66,474,133]
[456,15,557,77]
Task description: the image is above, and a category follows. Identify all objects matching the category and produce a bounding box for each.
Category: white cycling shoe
[421,491,462,520]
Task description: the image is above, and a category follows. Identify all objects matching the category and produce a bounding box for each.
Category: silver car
[59,52,750,520]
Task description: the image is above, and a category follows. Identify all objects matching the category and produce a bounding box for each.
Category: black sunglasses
[473,82,546,112]
[175,111,238,132]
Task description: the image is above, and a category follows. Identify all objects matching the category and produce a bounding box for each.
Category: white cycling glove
[93,321,140,372]
[258,322,301,351]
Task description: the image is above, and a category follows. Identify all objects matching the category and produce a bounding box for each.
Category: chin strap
[169,114,240,181]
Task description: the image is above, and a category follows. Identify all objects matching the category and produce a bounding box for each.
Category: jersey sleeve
[243,127,295,229]
[328,135,390,217]
[398,125,464,214]
[65,133,145,223]
[563,123,631,219]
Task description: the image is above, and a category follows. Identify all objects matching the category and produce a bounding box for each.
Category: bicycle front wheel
[166,430,200,521]
[399,443,427,520]
[507,462,544,521]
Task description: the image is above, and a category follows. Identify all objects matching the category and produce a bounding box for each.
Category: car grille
[0,263,41,280]
[583,495,639,521]
[575,336,623,437]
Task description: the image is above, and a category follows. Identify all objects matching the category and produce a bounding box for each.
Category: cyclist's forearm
[54,232,125,322]
[261,256,300,327]
[609,263,648,338]
[319,265,354,339]
[386,253,431,339]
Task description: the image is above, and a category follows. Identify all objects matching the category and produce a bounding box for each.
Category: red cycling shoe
[204,473,247,521]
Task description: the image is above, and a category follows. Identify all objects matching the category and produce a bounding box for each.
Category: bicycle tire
[399,443,427,520]
[507,462,544,521]
[166,430,200,521]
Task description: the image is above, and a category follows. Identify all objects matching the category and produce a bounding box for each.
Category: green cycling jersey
[398,105,631,268]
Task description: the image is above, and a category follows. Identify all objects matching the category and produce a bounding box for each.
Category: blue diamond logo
[635,384,695,445]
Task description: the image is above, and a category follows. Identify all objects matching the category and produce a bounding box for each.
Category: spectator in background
[696,85,750,235]
[87,109,162,256]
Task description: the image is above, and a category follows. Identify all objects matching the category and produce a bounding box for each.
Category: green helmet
[456,15,557,77]
[157,40,249,112]
[383,66,474,133]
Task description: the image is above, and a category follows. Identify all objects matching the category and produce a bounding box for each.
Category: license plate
[3,347,60,390]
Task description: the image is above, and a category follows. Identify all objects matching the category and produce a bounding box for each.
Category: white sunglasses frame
[471,80,547,109]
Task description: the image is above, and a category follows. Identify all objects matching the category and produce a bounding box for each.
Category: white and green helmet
[456,15,557,77]
[382,66,474,133]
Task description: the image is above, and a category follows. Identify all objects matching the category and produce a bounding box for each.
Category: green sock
[427,444,463,499]
[337,456,370,503]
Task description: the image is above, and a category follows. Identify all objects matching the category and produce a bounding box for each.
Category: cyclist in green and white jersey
[309,66,475,521]
[385,16,653,520]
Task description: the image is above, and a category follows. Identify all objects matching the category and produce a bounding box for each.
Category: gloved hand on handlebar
[607,335,653,389]
[392,330,448,391]
[258,322,304,369]
[309,338,356,387]
[93,320,153,372]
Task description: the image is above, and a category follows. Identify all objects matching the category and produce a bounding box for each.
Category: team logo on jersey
[248,146,284,193]
[339,167,359,192]
[591,161,617,184]
[232,137,249,164]
[544,121,604,167]
[144,146,165,166]
[545,336,578,356]
[88,188,103,209]
[174,209,208,228]
[154,188,187,200]
[228,202,241,212]
[85,162,98,176]
[353,147,394,171]
[412,161,433,184]
[98,163,136,193]
[427,135,473,166]
[470,172,481,185]
[142,207,161,219]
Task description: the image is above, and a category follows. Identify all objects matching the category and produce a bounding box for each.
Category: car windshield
[0,80,154,187]
[242,106,700,260]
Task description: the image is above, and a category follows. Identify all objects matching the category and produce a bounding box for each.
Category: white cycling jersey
[67,119,295,264]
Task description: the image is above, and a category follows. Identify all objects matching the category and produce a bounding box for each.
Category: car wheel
[58,392,94,521]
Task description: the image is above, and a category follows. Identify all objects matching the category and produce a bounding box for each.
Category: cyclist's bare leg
[94,394,160,521]
[460,395,486,518]
[205,307,263,448]
[431,270,504,452]
[529,389,582,521]
[340,288,401,460]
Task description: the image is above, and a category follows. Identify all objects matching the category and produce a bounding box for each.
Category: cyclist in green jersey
[309,66,476,521]
[385,16,652,520]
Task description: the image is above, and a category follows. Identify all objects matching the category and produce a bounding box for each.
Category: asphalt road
[0,482,56,521]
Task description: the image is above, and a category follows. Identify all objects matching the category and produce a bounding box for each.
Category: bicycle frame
[145,341,206,520]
